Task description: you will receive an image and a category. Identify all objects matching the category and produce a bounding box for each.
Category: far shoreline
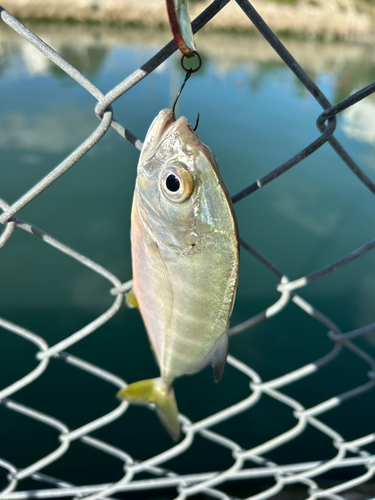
[1,0,375,43]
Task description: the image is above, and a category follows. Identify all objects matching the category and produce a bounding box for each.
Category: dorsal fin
[211,334,228,383]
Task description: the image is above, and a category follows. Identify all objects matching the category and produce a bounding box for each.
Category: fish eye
[166,174,180,192]
[161,163,194,202]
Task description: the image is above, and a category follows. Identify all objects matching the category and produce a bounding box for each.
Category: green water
[1,21,375,495]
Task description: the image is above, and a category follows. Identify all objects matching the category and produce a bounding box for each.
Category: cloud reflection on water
[341,97,375,146]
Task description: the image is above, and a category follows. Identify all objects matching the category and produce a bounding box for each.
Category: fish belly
[131,199,173,368]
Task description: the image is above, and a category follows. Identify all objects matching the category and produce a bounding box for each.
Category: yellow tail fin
[117,378,180,441]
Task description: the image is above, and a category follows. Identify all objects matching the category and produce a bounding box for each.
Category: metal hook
[181,51,202,73]
[193,113,200,132]
[172,51,202,131]
[172,68,192,116]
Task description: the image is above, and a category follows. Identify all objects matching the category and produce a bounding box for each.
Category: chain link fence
[1,1,375,499]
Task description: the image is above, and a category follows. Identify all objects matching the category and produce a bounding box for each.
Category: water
[1,21,375,494]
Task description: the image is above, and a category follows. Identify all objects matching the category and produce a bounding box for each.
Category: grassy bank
[1,0,375,41]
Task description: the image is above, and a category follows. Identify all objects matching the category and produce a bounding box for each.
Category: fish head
[135,108,233,251]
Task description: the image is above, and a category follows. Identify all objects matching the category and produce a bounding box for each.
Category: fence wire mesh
[1,1,375,499]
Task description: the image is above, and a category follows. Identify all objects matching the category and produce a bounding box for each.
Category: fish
[117,109,239,440]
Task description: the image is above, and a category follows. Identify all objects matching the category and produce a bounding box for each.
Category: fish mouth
[140,109,188,163]
[151,109,176,142]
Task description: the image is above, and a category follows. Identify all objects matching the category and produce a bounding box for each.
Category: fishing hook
[172,51,202,131]
[193,113,200,132]
[180,51,202,73]
[172,68,193,116]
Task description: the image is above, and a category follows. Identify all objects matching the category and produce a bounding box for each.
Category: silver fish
[118,109,239,440]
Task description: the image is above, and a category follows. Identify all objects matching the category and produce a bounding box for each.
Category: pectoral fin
[125,287,138,308]
[211,334,228,383]
[117,378,180,441]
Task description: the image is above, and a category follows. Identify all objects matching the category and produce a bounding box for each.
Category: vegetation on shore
[1,0,375,41]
